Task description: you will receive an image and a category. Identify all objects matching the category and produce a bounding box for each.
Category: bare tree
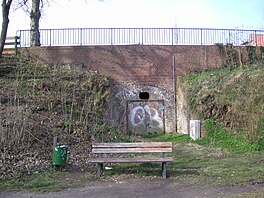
[1,0,104,51]
[30,0,41,46]
[0,0,42,57]
[0,0,13,58]
[16,0,43,46]
[28,0,103,47]
[11,0,44,46]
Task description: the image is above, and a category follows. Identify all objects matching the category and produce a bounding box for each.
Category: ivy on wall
[216,44,239,68]
[216,44,264,68]
[247,46,256,65]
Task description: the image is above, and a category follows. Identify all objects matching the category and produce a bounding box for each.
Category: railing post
[128,28,130,44]
[14,36,18,56]
[171,28,174,45]
[228,29,231,44]
[50,29,52,46]
[16,30,21,47]
[80,28,82,46]
[20,31,22,47]
[111,28,113,45]
[201,29,203,45]
[141,28,144,45]
[255,30,257,46]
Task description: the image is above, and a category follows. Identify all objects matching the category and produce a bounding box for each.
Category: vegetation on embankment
[0,57,118,180]
[179,62,264,150]
[2,56,264,196]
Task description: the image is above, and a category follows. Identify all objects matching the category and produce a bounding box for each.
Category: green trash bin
[52,145,68,165]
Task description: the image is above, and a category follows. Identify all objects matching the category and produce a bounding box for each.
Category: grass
[2,62,264,194]
[99,133,264,187]
[180,64,264,146]
[142,133,191,143]
[0,169,89,193]
[197,119,260,153]
[1,133,264,193]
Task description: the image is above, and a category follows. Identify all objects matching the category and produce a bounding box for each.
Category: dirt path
[1,177,263,198]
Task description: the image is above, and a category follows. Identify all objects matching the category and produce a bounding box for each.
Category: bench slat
[92,142,172,148]
[92,147,172,154]
[87,157,174,163]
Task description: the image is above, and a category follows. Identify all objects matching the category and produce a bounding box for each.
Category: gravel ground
[1,177,263,198]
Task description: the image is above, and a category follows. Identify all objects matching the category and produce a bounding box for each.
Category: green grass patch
[142,133,191,143]
[170,142,264,186]
[197,119,259,153]
[0,169,87,193]
[180,64,264,148]
[99,139,264,186]
[99,133,264,186]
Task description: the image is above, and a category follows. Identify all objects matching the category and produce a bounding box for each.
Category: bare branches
[13,0,30,13]
[13,0,46,14]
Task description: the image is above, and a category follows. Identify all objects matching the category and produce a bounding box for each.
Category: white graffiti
[116,89,138,100]
[130,106,146,126]
[149,86,170,101]
[129,105,163,129]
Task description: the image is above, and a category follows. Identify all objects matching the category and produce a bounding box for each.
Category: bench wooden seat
[87,142,174,178]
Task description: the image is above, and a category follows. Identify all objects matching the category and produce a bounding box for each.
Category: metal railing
[17,28,264,47]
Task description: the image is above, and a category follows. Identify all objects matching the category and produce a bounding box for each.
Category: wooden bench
[87,142,173,178]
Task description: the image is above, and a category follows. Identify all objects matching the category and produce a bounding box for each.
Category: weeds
[0,57,113,180]
[180,63,264,148]
[254,117,264,150]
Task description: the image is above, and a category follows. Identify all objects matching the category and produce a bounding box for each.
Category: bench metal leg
[162,162,167,179]
[97,163,103,178]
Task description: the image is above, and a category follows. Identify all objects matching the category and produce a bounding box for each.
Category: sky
[2,0,264,36]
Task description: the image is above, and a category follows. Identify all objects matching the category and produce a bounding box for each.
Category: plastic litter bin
[52,145,68,165]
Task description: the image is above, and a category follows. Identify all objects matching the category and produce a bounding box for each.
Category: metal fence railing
[16,28,264,47]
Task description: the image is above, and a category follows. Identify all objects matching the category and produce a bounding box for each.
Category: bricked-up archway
[18,45,263,133]
[108,82,174,134]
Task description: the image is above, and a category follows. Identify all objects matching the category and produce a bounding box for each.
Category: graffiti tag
[129,105,163,129]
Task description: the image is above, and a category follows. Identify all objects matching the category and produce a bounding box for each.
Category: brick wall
[18,45,263,134]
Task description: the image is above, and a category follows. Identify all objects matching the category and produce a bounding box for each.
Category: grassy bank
[179,63,264,148]
[2,133,264,193]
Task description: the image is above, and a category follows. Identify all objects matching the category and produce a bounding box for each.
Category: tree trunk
[30,0,41,46]
[0,0,13,58]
